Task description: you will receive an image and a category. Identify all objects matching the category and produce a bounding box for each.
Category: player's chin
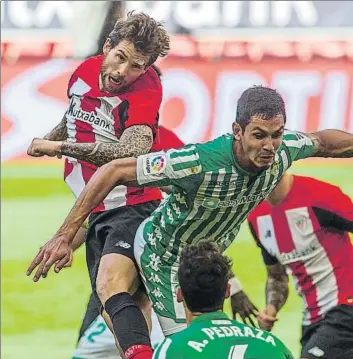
[255,158,273,170]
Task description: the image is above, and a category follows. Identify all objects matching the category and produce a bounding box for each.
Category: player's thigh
[73,314,120,359]
[96,201,159,301]
[301,305,353,359]
[134,229,187,337]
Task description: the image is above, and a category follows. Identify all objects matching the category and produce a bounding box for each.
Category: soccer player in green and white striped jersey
[153,241,293,359]
[28,86,353,358]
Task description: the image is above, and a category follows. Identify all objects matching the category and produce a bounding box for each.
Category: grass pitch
[2,160,352,358]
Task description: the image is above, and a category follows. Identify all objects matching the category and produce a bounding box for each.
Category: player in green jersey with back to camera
[27,85,353,357]
[153,240,293,359]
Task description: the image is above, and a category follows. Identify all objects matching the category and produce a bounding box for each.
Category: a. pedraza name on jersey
[187,324,276,353]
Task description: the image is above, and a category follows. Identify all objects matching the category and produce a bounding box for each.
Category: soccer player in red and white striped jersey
[248,172,353,359]
[27,12,171,359]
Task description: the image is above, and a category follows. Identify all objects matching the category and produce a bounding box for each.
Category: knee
[96,254,138,304]
[96,265,129,304]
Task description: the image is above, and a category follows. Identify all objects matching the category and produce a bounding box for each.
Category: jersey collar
[191,312,230,324]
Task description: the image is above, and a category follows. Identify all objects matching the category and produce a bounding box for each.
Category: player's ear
[225,282,231,299]
[232,122,242,140]
[176,287,183,303]
[103,39,112,55]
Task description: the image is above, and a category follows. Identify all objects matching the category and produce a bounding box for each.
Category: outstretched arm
[26,157,138,281]
[308,130,353,158]
[59,125,153,167]
[58,157,138,240]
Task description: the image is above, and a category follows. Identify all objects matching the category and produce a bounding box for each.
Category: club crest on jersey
[143,154,167,175]
[295,215,308,233]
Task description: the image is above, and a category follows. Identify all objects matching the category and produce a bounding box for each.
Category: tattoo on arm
[44,113,68,141]
[309,130,353,158]
[60,125,153,167]
[265,263,289,312]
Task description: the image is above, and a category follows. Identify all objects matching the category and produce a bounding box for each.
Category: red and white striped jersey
[64,55,163,212]
[248,175,353,326]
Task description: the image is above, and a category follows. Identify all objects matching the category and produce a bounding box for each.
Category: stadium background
[2,1,352,358]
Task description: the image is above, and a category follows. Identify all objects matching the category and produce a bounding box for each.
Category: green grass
[2,162,352,358]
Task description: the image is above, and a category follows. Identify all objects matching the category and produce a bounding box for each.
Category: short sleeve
[136,145,202,188]
[282,130,316,163]
[124,88,162,130]
[248,221,279,265]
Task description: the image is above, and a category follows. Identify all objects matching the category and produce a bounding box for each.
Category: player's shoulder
[194,134,234,162]
[294,175,342,197]
[153,334,187,359]
[129,66,162,94]
[72,55,102,77]
[248,200,272,223]
[231,321,292,357]
[281,129,313,147]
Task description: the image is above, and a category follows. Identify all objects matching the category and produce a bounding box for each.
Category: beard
[99,60,127,93]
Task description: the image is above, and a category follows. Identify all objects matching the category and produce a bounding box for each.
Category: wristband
[229,276,243,296]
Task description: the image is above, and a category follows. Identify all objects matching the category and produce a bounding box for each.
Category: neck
[186,309,222,326]
[267,173,294,206]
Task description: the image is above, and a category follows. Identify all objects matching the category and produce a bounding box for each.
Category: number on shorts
[228,344,248,359]
[86,322,107,343]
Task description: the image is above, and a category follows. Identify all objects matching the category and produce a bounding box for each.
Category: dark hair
[235,85,286,131]
[178,241,232,313]
[107,11,170,66]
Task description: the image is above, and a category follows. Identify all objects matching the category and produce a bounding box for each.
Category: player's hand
[257,305,278,331]
[26,234,73,281]
[231,290,259,327]
[27,138,63,158]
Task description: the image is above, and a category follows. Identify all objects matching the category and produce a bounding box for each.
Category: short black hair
[235,85,286,131]
[178,241,232,313]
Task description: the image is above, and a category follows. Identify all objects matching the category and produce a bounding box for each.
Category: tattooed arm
[58,125,153,167]
[257,262,289,331]
[44,112,68,141]
[265,263,289,312]
[308,130,353,158]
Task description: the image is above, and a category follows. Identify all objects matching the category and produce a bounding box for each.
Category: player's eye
[254,133,266,139]
[272,132,283,139]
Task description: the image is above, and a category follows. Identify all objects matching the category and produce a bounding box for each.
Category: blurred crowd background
[2,1,353,358]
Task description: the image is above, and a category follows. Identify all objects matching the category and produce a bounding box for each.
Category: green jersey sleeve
[282,130,316,163]
[153,338,178,359]
[136,145,203,188]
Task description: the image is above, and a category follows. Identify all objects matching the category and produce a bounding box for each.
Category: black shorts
[85,201,160,309]
[301,304,353,359]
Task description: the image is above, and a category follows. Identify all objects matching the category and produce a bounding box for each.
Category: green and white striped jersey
[136,131,315,256]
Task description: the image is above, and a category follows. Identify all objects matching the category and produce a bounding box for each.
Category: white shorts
[72,311,164,359]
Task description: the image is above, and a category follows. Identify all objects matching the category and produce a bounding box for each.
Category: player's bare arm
[59,125,153,166]
[28,125,153,166]
[43,112,68,141]
[27,113,68,157]
[308,129,353,158]
[26,157,138,281]
[265,263,289,312]
[257,263,289,331]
